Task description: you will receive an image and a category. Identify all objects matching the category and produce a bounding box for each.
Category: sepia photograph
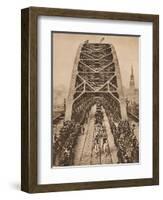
[52,32,139,167]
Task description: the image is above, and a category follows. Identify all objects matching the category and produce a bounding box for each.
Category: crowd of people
[102,93,121,122]
[94,104,110,157]
[53,120,81,166]
[95,104,104,125]
[72,93,96,124]
[53,95,98,166]
[53,94,139,166]
[93,102,139,163]
[109,118,139,163]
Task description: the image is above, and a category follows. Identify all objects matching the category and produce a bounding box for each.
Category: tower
[129,65,135,90]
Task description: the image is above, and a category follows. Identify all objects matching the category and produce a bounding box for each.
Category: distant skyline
[53,32,139,106]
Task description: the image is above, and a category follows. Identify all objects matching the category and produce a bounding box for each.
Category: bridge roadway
[74,105,118,166]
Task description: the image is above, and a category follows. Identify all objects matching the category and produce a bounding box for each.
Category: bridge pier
[120,97,128,120]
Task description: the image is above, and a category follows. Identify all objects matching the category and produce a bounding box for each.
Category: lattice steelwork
[65,42,127,123]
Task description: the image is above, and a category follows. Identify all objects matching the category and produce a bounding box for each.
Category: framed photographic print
[21,7,159,193]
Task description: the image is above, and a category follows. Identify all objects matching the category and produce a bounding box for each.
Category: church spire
[129,65,135,90]
[131,65,134,77]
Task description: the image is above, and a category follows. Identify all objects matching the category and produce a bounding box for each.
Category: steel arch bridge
[65,41,127,124]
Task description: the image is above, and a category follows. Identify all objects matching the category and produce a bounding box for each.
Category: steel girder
[65,42,127,122]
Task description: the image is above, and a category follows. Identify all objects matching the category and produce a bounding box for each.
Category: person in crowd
[102,138,108,155]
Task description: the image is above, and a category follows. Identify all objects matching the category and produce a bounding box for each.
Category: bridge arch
[65,41,127,123]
